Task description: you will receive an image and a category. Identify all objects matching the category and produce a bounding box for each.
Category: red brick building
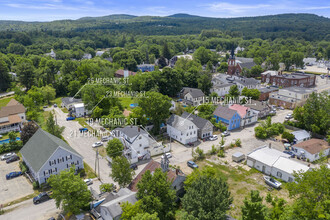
[261,72,316,88]
[227,49,256,76]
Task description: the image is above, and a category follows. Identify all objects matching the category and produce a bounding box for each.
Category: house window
[315,154,318,158]
[187,133,188,136]
[277,172,282,178]
[288,177,293,182]
[139,136,142,139]
[139,144,142,147]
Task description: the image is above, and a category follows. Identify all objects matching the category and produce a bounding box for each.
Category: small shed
[232,152,245,163]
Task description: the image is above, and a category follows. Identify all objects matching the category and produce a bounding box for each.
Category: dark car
[283,151,295,158]
[33,192,52,204]
[130,164,138,170]
[6,155,20,164]
[187,161,198,169]
[79,127,88,132]
[6,171,22,180]
[66,116,75,121]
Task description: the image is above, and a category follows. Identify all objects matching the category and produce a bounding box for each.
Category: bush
[78,168,86,177]
[100,183,115,193]
[235,139,241,147]
[19,161,28,173]
[194,147,205,161]
[32,181,39,190]
[209,145,218,155]
[218,149,225,158]
[282,131,295,143]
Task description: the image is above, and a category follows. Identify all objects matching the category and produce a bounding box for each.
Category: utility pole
[95,150,100,182]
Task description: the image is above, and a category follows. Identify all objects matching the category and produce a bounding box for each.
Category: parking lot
[0,158,34,204]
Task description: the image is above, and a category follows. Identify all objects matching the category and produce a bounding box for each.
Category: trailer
[232,152,245,163]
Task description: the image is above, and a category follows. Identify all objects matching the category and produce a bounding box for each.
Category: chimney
[138,126,140,132]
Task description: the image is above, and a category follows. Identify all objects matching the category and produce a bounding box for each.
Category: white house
[61,97,83,110]
[210,83,233,97]
[20,128,84,184]
[271,156,310,182]
[291,139,330,162]
[113,126,166,164]
[179,87,205,106]
[247,145,310,182]
[291,130,311,144]
[0,99,26,134]
[181,112,214,139]
[167,114,198,145]
[74,103,87,117]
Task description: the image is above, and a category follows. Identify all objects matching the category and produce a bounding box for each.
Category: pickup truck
[33,191,52,204]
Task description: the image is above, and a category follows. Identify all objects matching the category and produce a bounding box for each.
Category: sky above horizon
[0,0,329,21]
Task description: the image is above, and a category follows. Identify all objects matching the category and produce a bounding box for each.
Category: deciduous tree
[110,156,135,188]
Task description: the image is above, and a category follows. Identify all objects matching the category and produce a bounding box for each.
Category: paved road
[1,199,60,220]
[53,107,114,184]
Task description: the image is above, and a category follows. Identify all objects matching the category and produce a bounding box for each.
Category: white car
[1,152,16,161]
[209,135,218,141]
[161,153,172,159]
[285,114,293,119]
[92,142,103,148]
[221,131,230,137]
[84,178,93,186]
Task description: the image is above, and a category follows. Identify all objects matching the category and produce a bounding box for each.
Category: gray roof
[181,112,213,130]
[167,114,196,131]
[213,82,234,89]
[181,87,205,98]
[238,62,256,70]
[61,97,82,106]
[245,100,271,112]
[20,128,82,172]
[258,87,279,93]
[284,86,316,94]
[291,130,311,141]
[234,77,260,86]
[100,188,137,219]
[213,106,237,120]
[114,126,147,138]
[236,57,254,63]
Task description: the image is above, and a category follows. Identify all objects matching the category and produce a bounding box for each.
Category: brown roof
[0,99,25,118]
[0,114,22,126]
[115,69,136,77]
[129,160,177,192]
[293,138,329,155]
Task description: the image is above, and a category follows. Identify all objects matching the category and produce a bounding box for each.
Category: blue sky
[0,0,329,21]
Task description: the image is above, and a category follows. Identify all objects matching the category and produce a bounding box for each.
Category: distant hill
[0,13,329,41]
[167,13,201,18]
[78,14,137,21]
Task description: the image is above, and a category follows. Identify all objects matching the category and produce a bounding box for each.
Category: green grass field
[0,96,13,109]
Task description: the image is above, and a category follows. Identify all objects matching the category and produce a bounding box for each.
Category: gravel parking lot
[0,159,34,204]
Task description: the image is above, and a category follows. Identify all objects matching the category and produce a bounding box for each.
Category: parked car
[33,192,52,204]
[187,161,198,169]
[221,131,230,137]
[92,142,103,148]
[79,127,88,133]
[43,106,48,109]
[209,135,218,141]
[6,171,22,180]
[285,114,293,119]
[161,153,172,159]
[6,155,20,163]
[277,106,284,110]
[1,152,16,161]
[84,178,93,186]
[130,164,138,170]
[283,151,295,158]
[53,104,57,107]
[101,136,109,142]
[66,116,75,121]
[269,110,276,115]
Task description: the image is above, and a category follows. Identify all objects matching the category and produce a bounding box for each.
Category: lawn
[119,97,137,110]
[0,131,20,141]
[196,160,292,219]
[83,162,97,179]
[0,96,13,109]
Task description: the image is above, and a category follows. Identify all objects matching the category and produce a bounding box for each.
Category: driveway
[0,159,34,205]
